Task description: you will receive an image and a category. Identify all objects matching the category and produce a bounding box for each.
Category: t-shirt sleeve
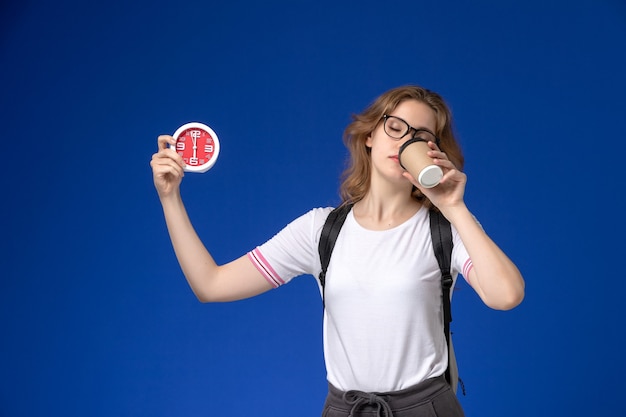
[451,215,483,284]
[247,207,333,288]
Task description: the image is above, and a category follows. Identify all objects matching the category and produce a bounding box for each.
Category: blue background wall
[2,1,625,416]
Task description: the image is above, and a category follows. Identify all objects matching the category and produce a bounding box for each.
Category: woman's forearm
[443,204,525,310]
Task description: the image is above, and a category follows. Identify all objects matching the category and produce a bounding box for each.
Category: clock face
[172,122,220,173]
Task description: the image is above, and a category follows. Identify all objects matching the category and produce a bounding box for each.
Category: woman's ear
[365,134,373,148]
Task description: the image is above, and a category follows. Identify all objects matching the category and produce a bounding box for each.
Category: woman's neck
[352,188,421,231]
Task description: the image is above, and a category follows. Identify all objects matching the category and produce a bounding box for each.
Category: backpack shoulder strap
[429,209,459,392]
[318,203,353,304]
[429,208,454,321]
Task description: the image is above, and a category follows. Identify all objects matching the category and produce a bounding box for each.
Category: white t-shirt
[247,205,473,393]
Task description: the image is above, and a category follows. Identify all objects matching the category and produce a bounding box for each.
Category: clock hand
[192,136,198,158]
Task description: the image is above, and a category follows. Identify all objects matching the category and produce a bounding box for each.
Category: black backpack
[317,203,464,395]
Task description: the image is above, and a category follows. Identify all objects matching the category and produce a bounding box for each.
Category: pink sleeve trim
[462,258,474,284]
[247,248,285,288]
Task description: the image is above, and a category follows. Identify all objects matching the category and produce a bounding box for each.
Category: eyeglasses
[382,115,440,146]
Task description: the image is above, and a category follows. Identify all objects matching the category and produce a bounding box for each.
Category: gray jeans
[321,375,465,417]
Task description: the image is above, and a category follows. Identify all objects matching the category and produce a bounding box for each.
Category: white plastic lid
[418,165,443,188]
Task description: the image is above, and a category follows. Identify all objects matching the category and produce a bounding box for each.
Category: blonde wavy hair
[339,85,464,207]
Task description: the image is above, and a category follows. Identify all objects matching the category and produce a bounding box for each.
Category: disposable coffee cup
[398,138,443,188]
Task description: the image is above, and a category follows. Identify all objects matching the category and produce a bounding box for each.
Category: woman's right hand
[150,135,186,198]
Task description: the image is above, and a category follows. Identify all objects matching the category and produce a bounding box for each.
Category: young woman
[150,85,525,416]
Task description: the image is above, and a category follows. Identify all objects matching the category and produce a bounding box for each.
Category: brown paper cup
[398,138,443,188]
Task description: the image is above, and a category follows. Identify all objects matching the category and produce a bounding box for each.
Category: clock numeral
[190,130,202,140]
[189,157,199,165]
[176,142,185,151]
[205,144,213,153]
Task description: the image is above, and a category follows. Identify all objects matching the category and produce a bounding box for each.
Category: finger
[402,171,421,189]
[158,135,176,151]
[433,157,455,169]
[439,168,466,186]
[428,148,448,160]
[151,150,178,166]
[153,151,185,171]
[152,147,185,168]
[427,141,441,152]
[152,156,185,179]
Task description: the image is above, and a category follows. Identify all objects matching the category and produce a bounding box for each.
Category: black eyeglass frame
[382,114,441,147]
